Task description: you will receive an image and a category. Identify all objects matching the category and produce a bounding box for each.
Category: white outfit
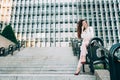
[81,27,94,42]
[77,27,94,68]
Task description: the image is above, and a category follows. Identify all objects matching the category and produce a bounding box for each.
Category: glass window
[99,21,102,26]
[102,4,104,8]
[93,4,95,8]
[116,3,119,8]
[115,30,118,36]
[107,3,109,8]
[64,3,67,7]
[108,12,110,17]
[69,3,72,7]
[84,12,87,17]
[88,4,90,9]
[94,21,97,26]
[109,21,112,26]
[97,4,100,8]
[110,30,113,36]
[83,4,86,9]
[95,30,98,36]
[104,21,107,26]
[111,3,114,8]
[114,21,117,26]
[89,21,92,26]
[105,30,108,36]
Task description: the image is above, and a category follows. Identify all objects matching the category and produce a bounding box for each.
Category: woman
[74,19,94,75]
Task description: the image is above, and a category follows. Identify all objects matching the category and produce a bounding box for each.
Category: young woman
[74,19,94,75]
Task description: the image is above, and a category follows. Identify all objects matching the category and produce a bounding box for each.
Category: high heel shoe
[81,62,86,64]
[74,70,80,75]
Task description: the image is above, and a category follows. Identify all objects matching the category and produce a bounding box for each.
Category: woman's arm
[82,27,94,42]
[89,27,94,38]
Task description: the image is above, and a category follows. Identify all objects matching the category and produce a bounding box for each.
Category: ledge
[94,69,110,80]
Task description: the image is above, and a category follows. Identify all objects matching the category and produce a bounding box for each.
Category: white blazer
[81,27,94,41]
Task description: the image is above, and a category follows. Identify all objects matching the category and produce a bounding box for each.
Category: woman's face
[82,21,88,29]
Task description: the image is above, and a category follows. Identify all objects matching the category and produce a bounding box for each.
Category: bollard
[72,39,77,56]
[21,40,25,48]
[0,47,5,56]
[71,38,82,57]
[16,40,21,51]
[109,43,120,80]
[0,47,8,56]
[76,40,82,59]
[8,44,14,55]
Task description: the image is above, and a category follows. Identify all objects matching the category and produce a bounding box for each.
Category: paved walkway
[0,35,15,48]
[0,47,96,80]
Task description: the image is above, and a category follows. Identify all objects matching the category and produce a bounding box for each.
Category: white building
[9,0,120,48]
[0,0,12,32]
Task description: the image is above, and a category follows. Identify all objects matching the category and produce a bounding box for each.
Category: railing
[0,40,25,56]
[0,47,8,56]
[71,37,120,80]
[71,38,82,59]
[109,43,120,80]
[84,37,109,73]
[8,44,14,55]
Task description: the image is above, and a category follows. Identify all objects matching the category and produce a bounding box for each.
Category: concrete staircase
[0,35,15,48]
[0,47,96,80]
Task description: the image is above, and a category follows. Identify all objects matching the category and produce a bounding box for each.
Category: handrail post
[109,43,120,80]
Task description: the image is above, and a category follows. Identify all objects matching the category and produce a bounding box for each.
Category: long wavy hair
[77,19,86,39]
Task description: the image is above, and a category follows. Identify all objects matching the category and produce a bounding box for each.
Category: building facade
[0,0,12,32]
[9,0,120,48]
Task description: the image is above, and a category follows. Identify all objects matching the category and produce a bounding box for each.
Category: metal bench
[83,37,108,73]
[71,37,120,80]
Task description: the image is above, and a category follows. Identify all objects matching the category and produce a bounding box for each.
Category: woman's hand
[82,26,84,32]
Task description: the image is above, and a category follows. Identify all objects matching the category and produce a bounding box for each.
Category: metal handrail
[71,37,120,80]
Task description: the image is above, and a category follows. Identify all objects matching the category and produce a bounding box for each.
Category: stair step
[0,74,96,80]
[0,47,95,80]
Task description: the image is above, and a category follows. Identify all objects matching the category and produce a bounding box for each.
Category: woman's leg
[75,41,89,74]
[74,59,82,75]
[80,41,89,63]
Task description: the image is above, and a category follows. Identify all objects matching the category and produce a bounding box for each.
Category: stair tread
[0,47,95,80]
